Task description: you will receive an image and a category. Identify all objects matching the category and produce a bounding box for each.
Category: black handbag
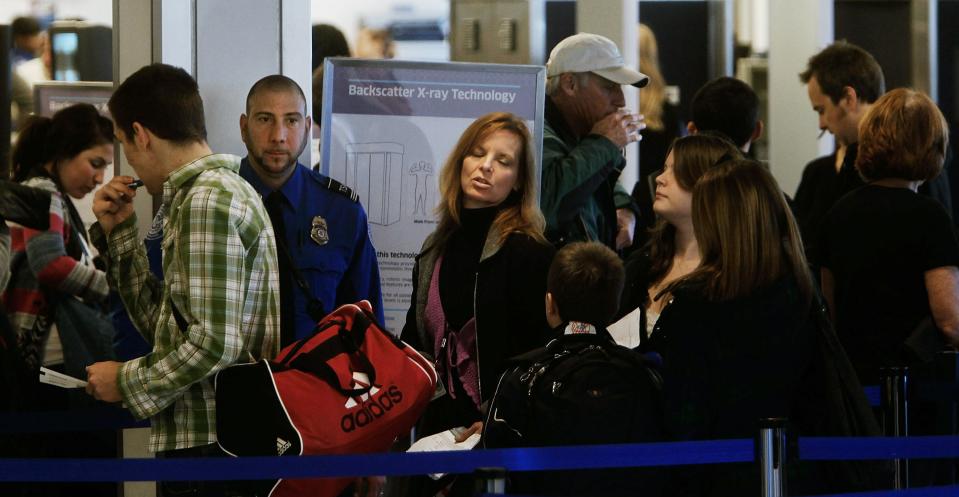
[792,296,893,492]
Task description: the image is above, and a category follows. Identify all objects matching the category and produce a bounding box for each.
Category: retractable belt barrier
[1,436,957,483]
[0,406,147,433]
[3,353,956,497]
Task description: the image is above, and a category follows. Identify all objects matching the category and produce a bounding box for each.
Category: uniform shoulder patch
[310,172,359,203]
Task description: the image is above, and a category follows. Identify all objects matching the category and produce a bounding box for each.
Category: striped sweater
[1,176,109,370]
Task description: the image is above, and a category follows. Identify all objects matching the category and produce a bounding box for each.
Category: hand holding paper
[407,427,482,480]
[39,367,87,389]
[85,361,123,403]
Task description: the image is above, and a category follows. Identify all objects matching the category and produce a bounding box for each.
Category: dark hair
[312,23,350,71]
[644,134,742,288]
[12,17,41,38]
[799,41,885,105]
[690,77,759,148]
[856,88,948,182]
[11,103,113,182]
[108,63,207,145]
[666,159,812,306]
[548,242,625,326]
[246,74,307,115]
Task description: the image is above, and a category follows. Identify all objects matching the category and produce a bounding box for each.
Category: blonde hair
[433,112,546,250]
[639,24,667,131]
[355,28,394,59]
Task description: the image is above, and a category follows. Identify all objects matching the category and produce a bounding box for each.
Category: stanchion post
[880,366,909,489]
[474,467,507,495]
[934,351,958,485]
[757,417,788,497]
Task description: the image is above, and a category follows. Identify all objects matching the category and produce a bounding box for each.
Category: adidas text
[340,385,403,432]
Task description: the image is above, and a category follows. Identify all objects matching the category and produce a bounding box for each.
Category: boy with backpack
[484,241,665,496]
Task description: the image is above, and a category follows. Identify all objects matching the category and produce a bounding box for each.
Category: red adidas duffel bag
[215,301,437,497]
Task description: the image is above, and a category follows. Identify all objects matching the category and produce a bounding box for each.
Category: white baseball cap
[546,33,649,88]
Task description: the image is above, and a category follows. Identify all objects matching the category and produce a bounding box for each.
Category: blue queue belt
[0,439,755,482]
[799,435,959,460]
[2,436,959,483]
[861,383,959,407]
[0,406,148,433]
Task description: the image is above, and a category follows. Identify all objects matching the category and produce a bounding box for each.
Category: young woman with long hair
[618,133,741,344]
[398,111,554,496]
[650,159,818,496]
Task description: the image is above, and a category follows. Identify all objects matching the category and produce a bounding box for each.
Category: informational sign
[320,58,545,333]
[33,81,114,230]
[34,81,112,117]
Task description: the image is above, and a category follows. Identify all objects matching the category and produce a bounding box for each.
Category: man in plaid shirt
[85,64,279,496]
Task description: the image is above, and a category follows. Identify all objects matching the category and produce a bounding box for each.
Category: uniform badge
[310,216,329,246]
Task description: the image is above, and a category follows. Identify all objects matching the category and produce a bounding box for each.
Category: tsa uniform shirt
[240,159,384,340]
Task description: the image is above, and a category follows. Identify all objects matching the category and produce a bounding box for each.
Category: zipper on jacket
[473,271,482,399]
[650,296,675,339]
[577,215,595,242]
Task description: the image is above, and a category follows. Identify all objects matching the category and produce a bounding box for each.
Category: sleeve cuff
[583,134,625,168]
[118,357,161,420]
[107,215,141,261]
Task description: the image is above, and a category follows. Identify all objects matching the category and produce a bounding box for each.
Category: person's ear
[751,120,764,143]
[561,73,578,96]
[239,114,249,144]
[131,122,150,149]
[545,292,561,324]
[840,86,859,111]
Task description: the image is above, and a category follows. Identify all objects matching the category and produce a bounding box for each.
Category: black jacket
[400,225,555,413]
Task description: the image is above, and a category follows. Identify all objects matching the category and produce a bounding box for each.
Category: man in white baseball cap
[540,32,648,252]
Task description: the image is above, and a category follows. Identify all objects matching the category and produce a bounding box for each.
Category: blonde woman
[398,112,554,496]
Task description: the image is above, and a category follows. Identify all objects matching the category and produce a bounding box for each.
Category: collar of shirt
[564,321,598,335]
[162,153,241,208]
[239,157,305,209]
[545,95,579,145]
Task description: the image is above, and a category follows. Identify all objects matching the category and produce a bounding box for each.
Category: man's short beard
[251,152,296,174]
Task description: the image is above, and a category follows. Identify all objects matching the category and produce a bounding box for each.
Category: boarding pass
[39,367,88,389]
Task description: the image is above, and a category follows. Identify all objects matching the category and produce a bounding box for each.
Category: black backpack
[483,332,665,496]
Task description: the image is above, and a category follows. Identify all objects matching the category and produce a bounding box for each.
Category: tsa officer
[239,74,384,346]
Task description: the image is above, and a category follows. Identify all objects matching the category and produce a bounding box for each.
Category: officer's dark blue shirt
[239,158,384,340]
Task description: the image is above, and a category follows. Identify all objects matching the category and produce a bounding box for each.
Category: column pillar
[768,0,833,195]
[576,0,639,191]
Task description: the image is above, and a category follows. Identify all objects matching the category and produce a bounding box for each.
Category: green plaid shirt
[92,154,279,452]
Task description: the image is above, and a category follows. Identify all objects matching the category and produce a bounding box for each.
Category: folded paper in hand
[407,428,481,479]
[39,367,88,389]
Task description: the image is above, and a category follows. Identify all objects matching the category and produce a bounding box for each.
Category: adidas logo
[344,371,380,409]
[276,437,292,455]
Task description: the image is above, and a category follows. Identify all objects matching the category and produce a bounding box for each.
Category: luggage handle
[288,309,379,397]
